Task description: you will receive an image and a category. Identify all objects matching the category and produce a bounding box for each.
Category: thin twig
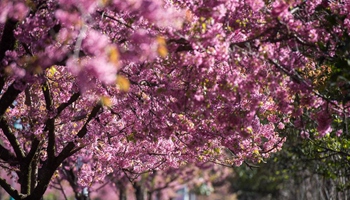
[56,177,69,200]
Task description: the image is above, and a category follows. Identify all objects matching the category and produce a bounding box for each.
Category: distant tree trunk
[156,190,163,200]
[134,183,145,200]
[120,189,127,200]
[75,193,90,200]
[62,167,90,200]
[117,182,127,200]
[147,191,153,200]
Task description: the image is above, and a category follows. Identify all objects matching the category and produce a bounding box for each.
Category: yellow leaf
[108,46,119,65]
[99,0,110,6]
[100,96,113,107]
[156,36,168,58]
[213,147,221,154]
[116,75,130,92]
[157,46,168,58]
[47,66,57,78]
[202,23,206,32]
[246,126,253,134]
[253,149,260,155]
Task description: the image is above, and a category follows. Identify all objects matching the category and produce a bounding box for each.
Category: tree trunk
[115,181,127,200]
[119,186,127,200]
[134,184,145,200]
[147,191,153,200]
[75,192,90,200]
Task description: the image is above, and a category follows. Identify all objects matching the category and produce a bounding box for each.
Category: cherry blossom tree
[0,0,350,199]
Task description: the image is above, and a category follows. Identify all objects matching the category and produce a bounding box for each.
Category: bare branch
[0,18,19,104]
[96,10,134,30]
[0,143,17,164]
[0,81,23,117]
[0,19,17,63]
[42,81,55,163]
[56,177,69,200]
[56,92,80,116]
[0,118,25,160]
[25,139,41,166]
[0,177,24,199]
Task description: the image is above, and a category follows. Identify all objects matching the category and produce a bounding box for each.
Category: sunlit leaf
[116,75,130,92]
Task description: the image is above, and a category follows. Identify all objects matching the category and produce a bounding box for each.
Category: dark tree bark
[134,183,145,200]
[117,182,127,200]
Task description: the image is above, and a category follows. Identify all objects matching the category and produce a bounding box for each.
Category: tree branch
[67,144,88,158]
[28,104,102,200]
[56,176,69,200]
[61,167,80,199]
[17,123,40,194]
[0,177,24,199]
[42,81,53,111]
[0,18,18,96]
[25,139,40,167]
[42,81,55,163]
[56,103,102,164]
[0,143,17,164]
[268,59,345,113]
[0,118,25,160]
[56,92,80,116]
[96,10,134,30]
[0,19,17,63]
[0,81,23,117]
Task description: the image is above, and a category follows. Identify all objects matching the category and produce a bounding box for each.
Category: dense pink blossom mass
[0,0,350,199]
